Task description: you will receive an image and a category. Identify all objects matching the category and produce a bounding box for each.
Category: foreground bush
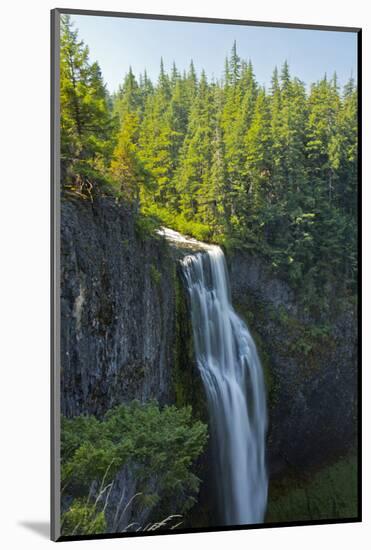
[61,400,208,536]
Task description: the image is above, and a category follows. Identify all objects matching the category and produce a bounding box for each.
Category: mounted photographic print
[51,8,361,542]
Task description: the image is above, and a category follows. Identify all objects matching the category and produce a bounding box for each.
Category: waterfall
[181,244,268,525]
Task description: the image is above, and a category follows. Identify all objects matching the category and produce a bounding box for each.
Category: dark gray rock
[60,198,357,525]
[227,251,358,477]
[61,197,186,530]
[61,197,177,417]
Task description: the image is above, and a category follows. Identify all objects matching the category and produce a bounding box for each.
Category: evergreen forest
[58,15,359,537]
[60,15,358,302]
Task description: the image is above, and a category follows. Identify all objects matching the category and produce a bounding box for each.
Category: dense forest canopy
[60,15,358,302]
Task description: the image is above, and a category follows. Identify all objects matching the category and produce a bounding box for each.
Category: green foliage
[61,500,106,536]
[110,111,147,205]
[150,264,161,286]
[121,47,356,297]
[61,401,208,535]
[61,22,358,298]
[60,15,114,195]
[142,203,213,242]
[134,212,161,241]
[264,303,334,358]
[266,454,358,522]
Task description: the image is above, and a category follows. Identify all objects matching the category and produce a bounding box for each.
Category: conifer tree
[175,71,213,219]
[245,89,272,216]
[110,111,146,209]
[114,67,142,121]
[60,15,113,190]
[137,62,174,206]
[60,25,358,295]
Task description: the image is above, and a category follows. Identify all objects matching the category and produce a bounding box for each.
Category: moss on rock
[266,453,358,523]
[172,265,208,422]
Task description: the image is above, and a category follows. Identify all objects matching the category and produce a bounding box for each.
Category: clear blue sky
[70,14,357,93]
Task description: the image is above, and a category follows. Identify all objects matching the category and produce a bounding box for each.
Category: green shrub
[141,203,213,243]
[134,212,161,241]
[61,400,208,536]
[61,500,106,536]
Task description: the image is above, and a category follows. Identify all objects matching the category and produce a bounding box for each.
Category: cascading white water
[181,243,268,525]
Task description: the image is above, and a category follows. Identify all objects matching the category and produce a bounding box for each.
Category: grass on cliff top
[266,454,358,524]
[140,203,215,243]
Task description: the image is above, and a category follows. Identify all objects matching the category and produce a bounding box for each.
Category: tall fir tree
[60,26,358,295]
[60,15,113,190]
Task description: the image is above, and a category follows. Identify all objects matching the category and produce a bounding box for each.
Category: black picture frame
[51,8,362,542]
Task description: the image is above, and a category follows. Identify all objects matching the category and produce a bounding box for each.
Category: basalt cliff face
[61,197,178,418]
[60,197,200,530]
[228,251,358,476]
[60,197,357,526]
